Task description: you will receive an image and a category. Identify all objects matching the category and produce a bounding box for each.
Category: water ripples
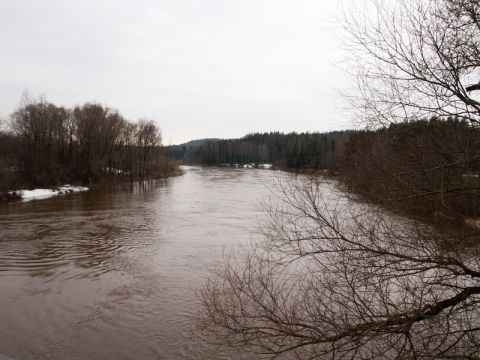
[0,166,281,359]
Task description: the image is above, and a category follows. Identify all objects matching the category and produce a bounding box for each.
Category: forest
[171,131,351,171]
[341,118,480,224]
[0,97,176,198]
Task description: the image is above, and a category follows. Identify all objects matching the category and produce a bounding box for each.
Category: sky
[0,0,352,144]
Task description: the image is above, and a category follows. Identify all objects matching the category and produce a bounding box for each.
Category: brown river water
[0,166,281,360]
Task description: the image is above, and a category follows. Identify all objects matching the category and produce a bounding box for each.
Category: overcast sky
[0,0,352,144]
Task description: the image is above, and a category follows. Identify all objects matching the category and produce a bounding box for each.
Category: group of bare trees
[1,96,171,189]
[195,0,480,358]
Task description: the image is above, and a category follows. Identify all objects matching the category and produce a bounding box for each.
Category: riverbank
[1,166,184,202]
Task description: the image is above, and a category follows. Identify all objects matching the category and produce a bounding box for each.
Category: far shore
[2,168,185,203]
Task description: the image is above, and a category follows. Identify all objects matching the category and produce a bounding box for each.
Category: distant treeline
[171,118,480,223]
[171,131,352,171]
[0,98,176,194]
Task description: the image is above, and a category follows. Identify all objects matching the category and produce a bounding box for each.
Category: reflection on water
[0,166,280,359]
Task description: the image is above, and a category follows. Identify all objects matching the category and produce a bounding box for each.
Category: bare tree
[195,177,480,359]
[343,0,480,127]
[135,119,162,178]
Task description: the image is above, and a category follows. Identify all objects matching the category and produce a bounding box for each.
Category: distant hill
[179,138,221,148]
[168,138,222,160]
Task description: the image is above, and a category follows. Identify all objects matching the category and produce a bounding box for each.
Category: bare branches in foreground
[195,176,480,359]
[342,0,480,127]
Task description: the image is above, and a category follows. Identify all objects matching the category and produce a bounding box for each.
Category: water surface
[0,166,279,359]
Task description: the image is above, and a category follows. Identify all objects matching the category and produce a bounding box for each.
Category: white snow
[104,167,126,175]
[9,185,89,201]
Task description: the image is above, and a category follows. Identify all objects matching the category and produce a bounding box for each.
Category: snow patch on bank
[9,185,89,201]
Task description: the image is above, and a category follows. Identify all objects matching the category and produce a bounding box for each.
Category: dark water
[0,166,278,360]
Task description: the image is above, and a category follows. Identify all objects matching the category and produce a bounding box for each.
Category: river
[0,166,283,360]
